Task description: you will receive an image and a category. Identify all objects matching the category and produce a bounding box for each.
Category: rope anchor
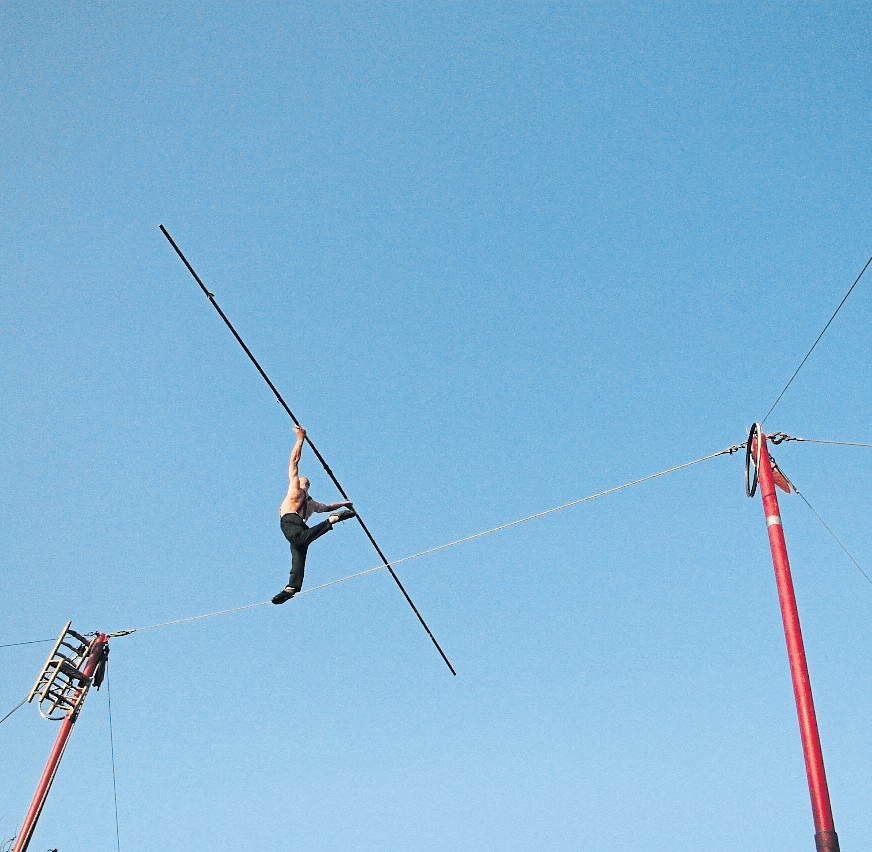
[745,423,794,498]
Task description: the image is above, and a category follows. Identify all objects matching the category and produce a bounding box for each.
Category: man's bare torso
[280,481,307,518]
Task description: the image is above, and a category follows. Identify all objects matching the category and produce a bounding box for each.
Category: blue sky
[2,2,871,849]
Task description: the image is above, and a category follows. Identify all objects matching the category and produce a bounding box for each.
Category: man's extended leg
[286,518,334,588]
[273,515,335,604]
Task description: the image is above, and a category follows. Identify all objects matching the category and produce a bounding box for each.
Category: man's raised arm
[308,497,354,514]
[288,424,306,484]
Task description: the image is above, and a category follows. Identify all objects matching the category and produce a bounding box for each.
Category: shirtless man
[272,424,355,604]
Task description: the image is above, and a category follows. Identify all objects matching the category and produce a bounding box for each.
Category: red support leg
[13,635,108,852]
[753,428,839,851]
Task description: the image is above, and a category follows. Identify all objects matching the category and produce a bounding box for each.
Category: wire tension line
[794,487,872,589]
[763,254,872,424]
[0,696,28,726]
[771,435,872,449]
[106,671,122,852]
[159,225,456,675]
[0,638,54,650]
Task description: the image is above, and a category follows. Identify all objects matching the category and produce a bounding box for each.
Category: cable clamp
[769,431,796,444]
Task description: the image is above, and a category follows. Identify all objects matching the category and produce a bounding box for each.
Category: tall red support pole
[13,634,109,852]
[753,428,839,852]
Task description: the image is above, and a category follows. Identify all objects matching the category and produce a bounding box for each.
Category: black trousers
[281,512,333,590]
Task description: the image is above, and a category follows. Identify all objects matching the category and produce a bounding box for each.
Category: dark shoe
[272,586,299,604]
[334,509,356,523]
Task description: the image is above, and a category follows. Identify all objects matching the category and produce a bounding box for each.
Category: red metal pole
[754,430,839,852]
[13,634,109,852]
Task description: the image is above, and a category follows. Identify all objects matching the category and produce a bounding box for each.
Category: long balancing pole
[159,225,455,675]
[754,429,839,852]
[14,635,109,852]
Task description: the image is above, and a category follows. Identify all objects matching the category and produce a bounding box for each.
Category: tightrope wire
[4,436,869,646]
[106,444,734,638]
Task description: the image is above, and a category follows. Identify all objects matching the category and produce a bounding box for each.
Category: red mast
[747,424,840,852]
[13,623,109,852]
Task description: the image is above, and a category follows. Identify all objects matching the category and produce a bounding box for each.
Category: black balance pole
[160,225,455,675]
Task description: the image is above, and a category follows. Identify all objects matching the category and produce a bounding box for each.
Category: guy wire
[793,486,872,588]
[762,254,872,424]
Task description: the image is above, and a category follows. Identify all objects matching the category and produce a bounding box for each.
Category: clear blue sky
[2,3,871,850]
